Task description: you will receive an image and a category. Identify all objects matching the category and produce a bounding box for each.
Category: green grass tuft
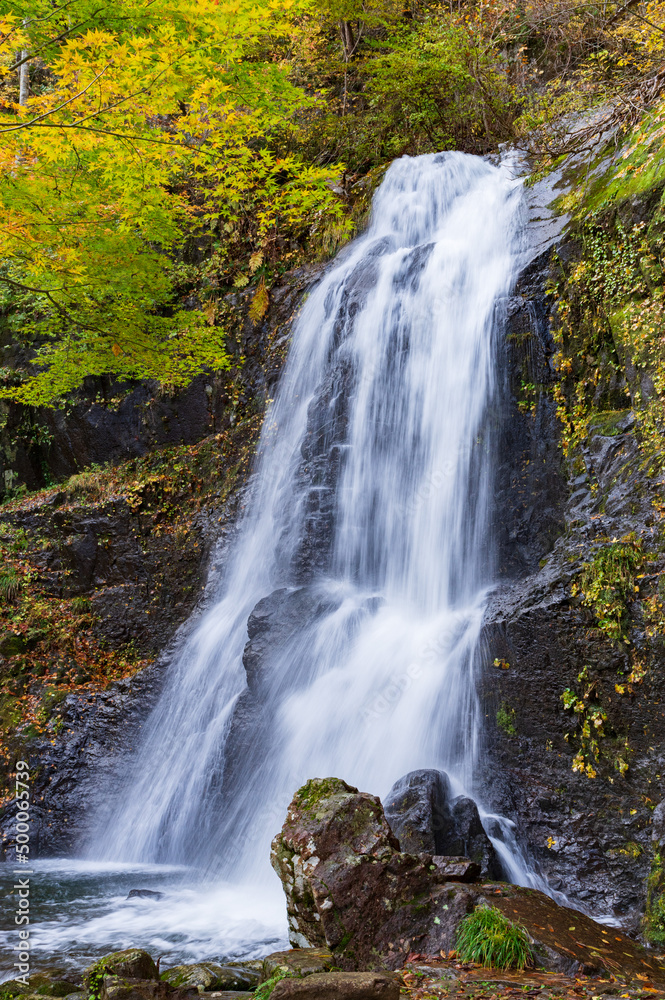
[253,971,294,1000]
[0,569,22,602]
[456,906,533,970]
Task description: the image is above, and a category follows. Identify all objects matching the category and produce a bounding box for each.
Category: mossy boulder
[83,951,159,998]
[100,979,196,1000]
[269,776,459,965]
[161,964,259,992]
[0,975,80,998]
[260,950,333,983]
[160,967,222,991]
[271,777,665,980]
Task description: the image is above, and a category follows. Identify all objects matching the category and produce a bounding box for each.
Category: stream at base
[0,861,287,982]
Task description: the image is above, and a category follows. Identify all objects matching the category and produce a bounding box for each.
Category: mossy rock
[261,950,333,984]
[161,967,221,991]
[83,950,159,995]
[1,995,46,1000]
[224,962,263,977]
[0,631,27,656]
[586,408,632,437]
[99,977,198,1000]
[0,981,30,998]
[0,976,80,999]
[294,778,356,814]
[644,852,665,946]
[161,965,259,992]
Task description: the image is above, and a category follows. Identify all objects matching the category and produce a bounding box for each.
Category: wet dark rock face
[492,248,567,581]
[219,585,343,809]
[479,227,665,923]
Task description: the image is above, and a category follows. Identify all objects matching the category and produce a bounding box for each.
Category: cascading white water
[95,151,529,878]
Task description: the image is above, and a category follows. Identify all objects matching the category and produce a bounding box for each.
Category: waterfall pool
[0,860,287,983]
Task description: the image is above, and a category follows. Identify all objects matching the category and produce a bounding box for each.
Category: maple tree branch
[0,274,111,336]
[0,65,111,131]
[0,52,185,135]
[8,11,108,73]
[3,0,162,64]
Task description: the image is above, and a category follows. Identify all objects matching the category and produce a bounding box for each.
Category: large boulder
[271,777,665,982]
[382,769,448,855]
[270,776,427,957]
[83,951,197,1000]
[382,770,501,878]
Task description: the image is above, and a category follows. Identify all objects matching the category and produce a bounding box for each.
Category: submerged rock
[382,769,501,878]
[127,889,164,900]
[271,777,665,981]
[270,972,400,1000]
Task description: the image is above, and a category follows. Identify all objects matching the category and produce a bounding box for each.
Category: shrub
[574,535,644,640]
[496,702,517,736]
[456,906,533,969]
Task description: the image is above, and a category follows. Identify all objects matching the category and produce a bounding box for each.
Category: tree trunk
[19,52,29,105]
[18,19,29,106]
[340,20,355,61]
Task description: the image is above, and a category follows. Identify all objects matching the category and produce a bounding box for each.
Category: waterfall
[95,151,527,876]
